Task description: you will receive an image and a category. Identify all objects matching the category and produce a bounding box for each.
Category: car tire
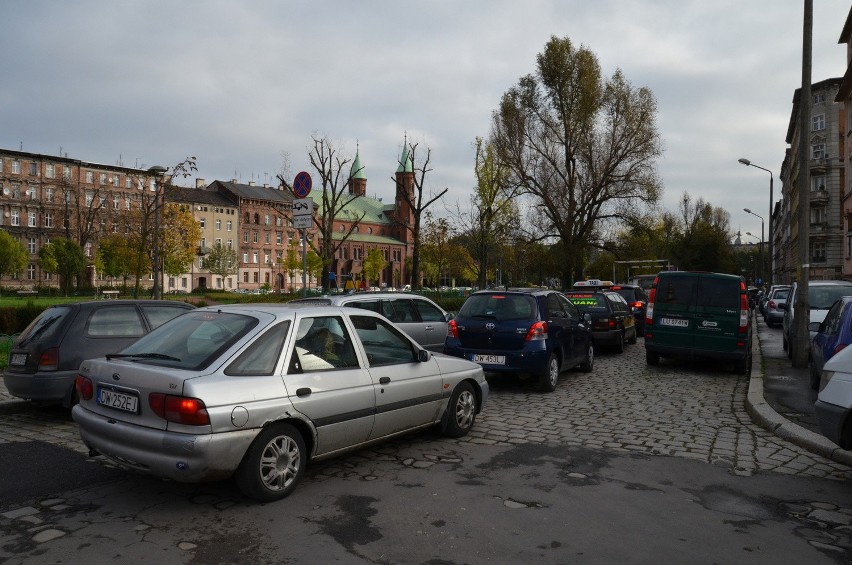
[235,423,306,502]
[808,359,820,390]
[442,382,477,436]
[614,333,625,354]
[579,343,594,373]
[538,354,560,392]
[646,351,660,366]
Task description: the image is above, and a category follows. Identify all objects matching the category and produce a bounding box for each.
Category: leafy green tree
[283,249,302,291]
[42,237,86,296]
[363,248,387,287]
[161,204,203,279]
[0,230,29,292]
[306,250,324,287]
[491,35,663,285]
[202,242,238,290]
[97,234,135,291]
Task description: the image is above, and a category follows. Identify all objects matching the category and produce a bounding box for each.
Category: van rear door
[694,275,744,353]
[650,274,697,350]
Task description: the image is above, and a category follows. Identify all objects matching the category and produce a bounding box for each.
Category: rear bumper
[3,370,77,402]
[644,341,749,362]
[72,404,259,482]
[443,343,550,376]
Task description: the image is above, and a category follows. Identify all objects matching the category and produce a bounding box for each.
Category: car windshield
[458,294,537,321]
[809,285,852,309]
[116,311,259,370]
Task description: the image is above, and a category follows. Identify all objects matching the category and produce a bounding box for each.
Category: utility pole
[793,0,812,368]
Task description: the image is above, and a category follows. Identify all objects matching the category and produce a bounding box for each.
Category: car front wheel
[442,382,477,437]
[235,423,306,502]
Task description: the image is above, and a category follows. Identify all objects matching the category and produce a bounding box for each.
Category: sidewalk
[746,316,852,466]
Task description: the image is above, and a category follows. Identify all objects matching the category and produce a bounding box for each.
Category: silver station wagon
[72,303,488,502]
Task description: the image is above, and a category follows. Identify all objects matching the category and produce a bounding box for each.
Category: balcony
[810,189,829,204]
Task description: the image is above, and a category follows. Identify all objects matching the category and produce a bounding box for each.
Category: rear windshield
[654,276,741,309]
[18,306,73,345]
[565,293,609,311]
[458,294,537,321]
[809,285,852,309]
[772,289,789,300]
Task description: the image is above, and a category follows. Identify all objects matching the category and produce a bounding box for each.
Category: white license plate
[473,354,506,365]
[97,387,139,413]
[10,353,27,365]
[659,318,689,328]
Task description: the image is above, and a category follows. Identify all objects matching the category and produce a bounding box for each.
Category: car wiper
[106,352,182,361]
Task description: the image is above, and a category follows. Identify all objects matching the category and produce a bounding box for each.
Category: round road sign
[293,171,312,198]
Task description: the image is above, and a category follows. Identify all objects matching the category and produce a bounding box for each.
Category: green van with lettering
[644,271,752,375]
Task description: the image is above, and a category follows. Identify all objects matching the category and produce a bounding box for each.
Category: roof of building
[211,180,293,205]
[350,146,367,180]
[166,185,235,207]
[309,191,396,225]
[396,144,413,174]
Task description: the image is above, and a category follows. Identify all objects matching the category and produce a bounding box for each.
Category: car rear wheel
[808,359,820,390]
[538,354,560,392]
[579,343,594,373]
[235,423,306,502]
[614,333,625,354]
[442,382,477,436]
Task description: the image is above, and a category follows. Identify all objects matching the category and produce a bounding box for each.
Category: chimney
[248,181,256,186]
[195,178,206,188]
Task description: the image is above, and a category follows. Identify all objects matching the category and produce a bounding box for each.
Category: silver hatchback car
[291,292,452,351]
[72,303,488,502]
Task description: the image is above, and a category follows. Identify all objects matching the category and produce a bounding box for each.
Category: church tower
[349,143,367,196]
[394,137,415,243]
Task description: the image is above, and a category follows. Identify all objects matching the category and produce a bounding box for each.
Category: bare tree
[277,135,365,291]
[391,140,448,290]
[491,35,663,285]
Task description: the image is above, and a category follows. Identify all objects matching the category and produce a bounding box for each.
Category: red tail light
[75,375,94,401]
[447,319,459,339]
[525,321,548,341]
[768,300,776,309]
[38,347,59,371]
[646,287,656,326]
[739,282,749,333]
[149,393,210,426]
[630,301,644,310]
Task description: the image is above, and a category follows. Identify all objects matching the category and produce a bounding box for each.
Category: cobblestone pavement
[2,338,850,480]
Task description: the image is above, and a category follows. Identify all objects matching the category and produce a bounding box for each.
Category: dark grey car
[3,300,194,407]
[291,292,451,351]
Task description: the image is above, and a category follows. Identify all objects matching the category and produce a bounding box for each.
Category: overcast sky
[2,1,849,242]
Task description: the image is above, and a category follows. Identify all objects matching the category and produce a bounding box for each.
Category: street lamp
[738,158,774,286]
[744,208,765,284]
[148,165,168,300]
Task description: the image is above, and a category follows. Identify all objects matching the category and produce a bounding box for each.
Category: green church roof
[350,145,367,180]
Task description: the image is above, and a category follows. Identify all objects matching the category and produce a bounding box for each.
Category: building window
[215,219,221,230]
[45,212,52,227]
[253,252,258,264]
[811,175,826,192]
[26,185,36,200]
[243,232,249,244]
[86,171,94,183]
[29,162,37,176]
[85,242,92,257]
[200,238,206,248]
[28,238,36,253]
[339,224,345,232]
[264,214,270,226]
[264,232,270,244]
[200,218,206,228]
[113,175,120,187]
[45,187,53,202]
[27,264,35,280]
[227,239,233,249]
[253,232,259,243]
[28,211,36,227]
[113,195,120,209]
[812,144,826,159]
[46,164,55,178]
[243,252,249,263]
[215,238,222,246]
[11,160,21,174]
[99,173,106,185]
[243,271,249,283]
[227,220,232,231]
[814,92,825,104]
[253,271,259,283]
[812,114,825,131]
[812,241,826,262]
[11,183,20,198]
[11,209,20,226]
[254,213,260,224]
[276,232,282,245]
[811,206,826,225]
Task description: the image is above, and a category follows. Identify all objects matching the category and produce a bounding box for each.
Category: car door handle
[296,387,312,397]
[424,325,433,331]
[380,377,391,384]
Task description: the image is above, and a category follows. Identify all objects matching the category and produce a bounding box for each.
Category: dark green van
[644,271,752,374]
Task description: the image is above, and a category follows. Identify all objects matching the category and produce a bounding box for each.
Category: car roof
[473,288,553,296]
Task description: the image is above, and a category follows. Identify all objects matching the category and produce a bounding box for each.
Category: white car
[72,304,488,502]
[814,344,852,450]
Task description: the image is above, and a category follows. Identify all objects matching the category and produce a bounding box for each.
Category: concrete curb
[745,320,852,467]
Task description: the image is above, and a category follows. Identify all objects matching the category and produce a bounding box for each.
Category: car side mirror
[418,349,431,363]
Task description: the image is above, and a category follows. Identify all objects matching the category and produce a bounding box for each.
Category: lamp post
[744,208,765,284]
[148,165,168,300]
[738,158,774,286]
